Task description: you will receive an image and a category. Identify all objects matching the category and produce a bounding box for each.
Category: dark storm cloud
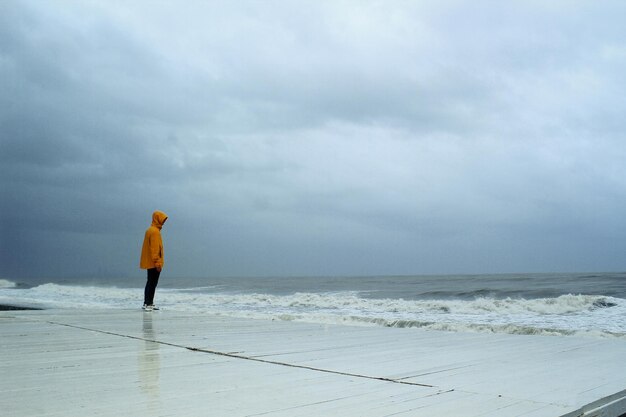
[2,1,626,278]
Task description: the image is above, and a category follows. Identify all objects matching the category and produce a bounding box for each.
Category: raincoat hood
[151,210,168,229]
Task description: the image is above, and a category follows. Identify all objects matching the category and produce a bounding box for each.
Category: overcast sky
[2,1,626,279]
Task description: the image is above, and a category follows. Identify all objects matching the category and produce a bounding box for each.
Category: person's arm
[150,230,163,271]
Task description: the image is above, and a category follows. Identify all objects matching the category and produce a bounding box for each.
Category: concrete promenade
[1,309,625,417]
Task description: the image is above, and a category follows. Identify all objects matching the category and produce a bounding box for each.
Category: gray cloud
[2,0,626,279]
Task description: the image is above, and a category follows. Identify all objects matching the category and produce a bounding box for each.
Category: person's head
[152,210,168,228]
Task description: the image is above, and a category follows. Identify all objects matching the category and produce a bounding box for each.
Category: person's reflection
[139,313,161,411]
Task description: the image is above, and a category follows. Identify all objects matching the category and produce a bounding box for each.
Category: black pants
[144,268,161,305]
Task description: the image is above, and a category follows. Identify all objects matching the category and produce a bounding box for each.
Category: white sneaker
[144,305,154,311]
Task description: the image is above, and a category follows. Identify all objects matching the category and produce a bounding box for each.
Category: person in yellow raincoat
[140,211,168,311]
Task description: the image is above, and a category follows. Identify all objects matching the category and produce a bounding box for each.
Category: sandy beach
[1,307,625,417]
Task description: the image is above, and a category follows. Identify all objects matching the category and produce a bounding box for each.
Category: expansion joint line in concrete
[45,320,438,390]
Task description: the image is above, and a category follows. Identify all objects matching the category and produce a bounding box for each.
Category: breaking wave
[0,279,17,289]
[1,283,624,338]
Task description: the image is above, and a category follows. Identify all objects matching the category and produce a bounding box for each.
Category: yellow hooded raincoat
[140,211,168,270]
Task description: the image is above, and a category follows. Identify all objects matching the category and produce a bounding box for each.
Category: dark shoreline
[0,304,42,311]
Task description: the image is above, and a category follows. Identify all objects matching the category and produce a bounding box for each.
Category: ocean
[1,273,625,338]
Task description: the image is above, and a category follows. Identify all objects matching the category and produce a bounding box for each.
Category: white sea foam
[0,279,17,289]
[1,283,624,338]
